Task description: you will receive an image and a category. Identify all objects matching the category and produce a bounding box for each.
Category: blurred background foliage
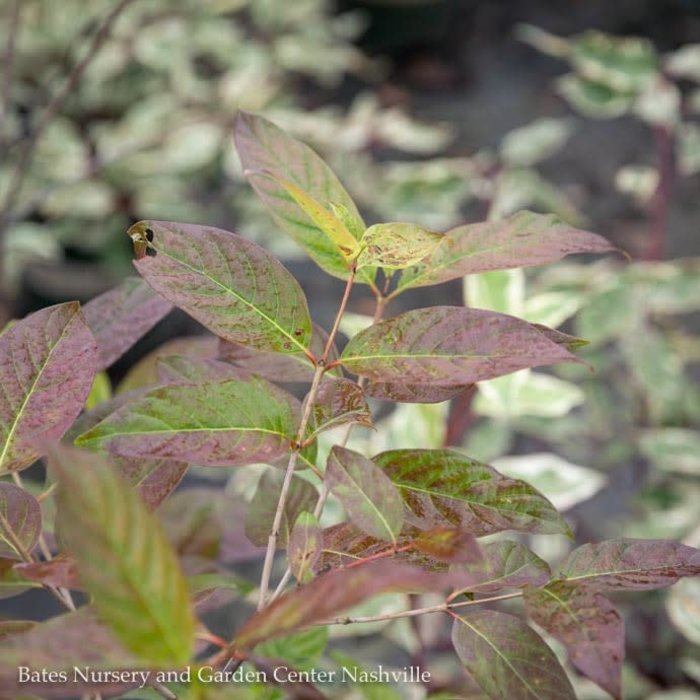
[2,0,700,698]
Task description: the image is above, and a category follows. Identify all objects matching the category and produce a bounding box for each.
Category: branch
[257,267,357,609]
[319,591,524,626]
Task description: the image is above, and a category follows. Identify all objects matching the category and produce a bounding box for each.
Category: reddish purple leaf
[288,512,322,583]
[118,335,219,393]
[525,582,624,700]
[456,540,551,594]
[234,560,461,648]
[412,527,482,564]
[327,446,404,543]
[0,302,98,474]
[308,379,372,440]
[129,220,312,354]
[398,210,617,292]
[14,557,81,590]
[375,449,571,537]
[75,376,300,467]
[0,609,142,698]
[0,483,41,561]
[341,306,581,387]
[556,539,700,590]
[156,355,248,384]
[116,457,188,511]
[245,469,318,548]
[82,277,173,370]
[452,609,576,700]
[364,380,471,404]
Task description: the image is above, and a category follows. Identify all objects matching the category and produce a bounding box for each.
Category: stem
[646,123,674,261]
[10,472,76,611]
[320,591,523,626]
[257,267,357,610]
[268,289,388,603]
[0,0,136,236]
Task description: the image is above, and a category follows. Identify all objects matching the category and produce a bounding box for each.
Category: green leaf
[524,582,624,699]
[308,378,372,441]
[557,74,636,119]
[341,306,581,389]
[457,540,551,594]
[500,118,573,167]
[0,484,41,561]
[75,376,300,467]
[0,302,98,474]
[555,539,700,590]
[244,469,318,548]
[666,577,700,646]
[451,610,576,700]
[251,171,359,260]
[396,211,615,293]
[256,627,329,671]
[0,557,40,599]
[129,220,312,354]
[374,449,571,537]
[356,223,443,271]
[571,31,658,92]
[234,112,367,282]
[327,446,404,543]
[288,511,322,584]
[50,446,195,665]
[639,429,700,475]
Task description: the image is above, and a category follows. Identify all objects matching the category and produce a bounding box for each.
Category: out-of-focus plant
[0,0,453,313]
[518,24,700,260]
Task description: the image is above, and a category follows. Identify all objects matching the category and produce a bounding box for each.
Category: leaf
[340,306,581,387]
[666,577,700,646]
[234,560,459,649]
[252,171,359,260]
[458,540,551,594]
[256,627,329,671]
[188,572,254,610]
[375,449,571,536]
[356,223,443,270]
[396,211,616,292]
[156,355,247,384]
[0,620,35,641]
[639,429,700,475]
[234,111,367,281]
[327,446,404,543]
[50,445,195,665]
[412,527,482,564]
[556,539,700,590]
[82,277,173,370]
[307,378,372,440]
[75,376,300,467]
[129,220,312,354]
[451,610,576,700]
[0,483,41,561]
[0,557,40,599]
[0,302,98,474]
[524,582,624,699]
[500,118,573,167]
[288,512,322,584]
[13,557,81,590]
[116,456,188,511]
[0,609,141,698]
[492,453,606,511]
[244,469,318,548]
[363,381,470,404]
